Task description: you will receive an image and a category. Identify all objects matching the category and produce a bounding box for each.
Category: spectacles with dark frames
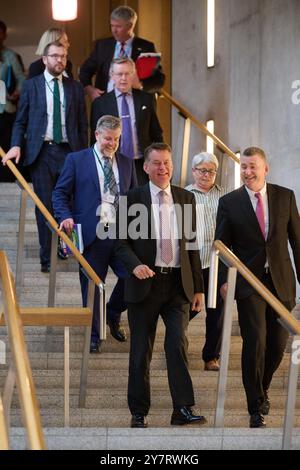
[194,168,217,175]
[47,54,67,60]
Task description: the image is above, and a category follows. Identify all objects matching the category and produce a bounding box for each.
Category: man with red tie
[215,147,300,428]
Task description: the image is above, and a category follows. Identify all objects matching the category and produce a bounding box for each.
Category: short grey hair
[192,152,219,170]
[110,6,137,26]
[109,57,136,76]
[96,115,121,133]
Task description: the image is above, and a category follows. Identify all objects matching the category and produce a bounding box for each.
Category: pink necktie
[255,192,266,239]
[158,191,173,265]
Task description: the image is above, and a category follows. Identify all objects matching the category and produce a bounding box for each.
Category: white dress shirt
[44,70,67,142]
[149,181,180,267]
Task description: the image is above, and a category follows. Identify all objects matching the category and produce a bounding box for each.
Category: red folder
[135,53,161,80]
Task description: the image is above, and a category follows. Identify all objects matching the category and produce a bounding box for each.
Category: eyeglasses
[47,54,67,61]
[194,168,217,175]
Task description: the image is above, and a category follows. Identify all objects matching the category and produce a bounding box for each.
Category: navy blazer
[90,89,163,150]
[79,36,165,94]
[52,147,137,248]
[11,74,88,166]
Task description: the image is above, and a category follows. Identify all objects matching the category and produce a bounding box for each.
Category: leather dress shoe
[89,340,101,353]
[107,319,127,342]
[131,414,148,428]
[249,412,266,428]
[204,359,220,371]
[171,406,207,426]
[261,391,270,415]
[41,263,50,273]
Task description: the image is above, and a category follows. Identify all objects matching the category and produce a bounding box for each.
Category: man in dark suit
[116,143,207,428]
[215,146,300,428]
[91,57,163,185]
[3,41,88,272]
[53,115,137,352]
[79,5,165,101]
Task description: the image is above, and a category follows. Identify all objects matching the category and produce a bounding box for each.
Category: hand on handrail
[2,146,21,165]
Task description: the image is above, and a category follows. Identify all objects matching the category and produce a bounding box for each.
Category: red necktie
[255,192,266,239]
[119,42,126,57]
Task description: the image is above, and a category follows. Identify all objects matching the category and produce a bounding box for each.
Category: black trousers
[30,142,70,265]
[127,270,195,416]
[236,272,289,415]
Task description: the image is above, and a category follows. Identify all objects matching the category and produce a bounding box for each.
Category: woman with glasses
[28,28,73,79]
[185,152,227,371]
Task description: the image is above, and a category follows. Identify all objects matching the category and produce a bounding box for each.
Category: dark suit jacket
[116,183,204,303]
[11,74,88,166]
[90,89,163,152]
[52,147,137,248]
[28,58,73,79]
[215,184,300,308]
[79,36,165,94]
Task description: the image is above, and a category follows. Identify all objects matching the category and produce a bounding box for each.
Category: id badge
[102,192,115,204]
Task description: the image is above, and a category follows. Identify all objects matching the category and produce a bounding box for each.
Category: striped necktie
[103,157,119,209]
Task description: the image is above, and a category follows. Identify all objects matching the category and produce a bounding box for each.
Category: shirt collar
[245,181,267,199]
[44,69,63,83]
[117,35,134,47]
[93,143,114,161]
[115,88,132,98]
[149,181,171,197]
[186,183,222,194]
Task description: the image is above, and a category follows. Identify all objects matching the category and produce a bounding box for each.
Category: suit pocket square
[142,105,147,110]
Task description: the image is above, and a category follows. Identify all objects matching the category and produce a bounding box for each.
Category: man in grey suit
[215,146,300,428]
[116,143,207,428]
[3,41,88,272]
[91,57,163,185]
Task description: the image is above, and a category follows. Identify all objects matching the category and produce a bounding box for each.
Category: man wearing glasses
[3,41,87,273]
[186,152,227,371]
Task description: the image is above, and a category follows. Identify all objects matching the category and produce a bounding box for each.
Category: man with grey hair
[91,57,163,184]
[185,151,227,371]
[79,5,165,101]
[53,115,137,352]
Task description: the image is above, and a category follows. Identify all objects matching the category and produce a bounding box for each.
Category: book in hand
[135,52,162,80]
[60,223,84,255]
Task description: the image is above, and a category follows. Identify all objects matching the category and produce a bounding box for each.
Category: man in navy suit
[3,41,88,272]
[52,115,137,352]
[91,58,163,185]
[216,146,300,428]
[79,5,165,101]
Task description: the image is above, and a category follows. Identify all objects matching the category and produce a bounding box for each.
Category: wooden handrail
[159,89,240,164]
[0,147,102,287]
[0,307,92,326]
[0,251,46,449]
[213,240,300,335]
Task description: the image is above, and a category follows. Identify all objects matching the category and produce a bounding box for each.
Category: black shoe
[57,244,68,260]
[107,318,127,342]
[41,263,50,273]
[249,413,266,428]
[171,406,207,426]
[89,340,101,353]
[261,391,270,415]
[131,414,148,428]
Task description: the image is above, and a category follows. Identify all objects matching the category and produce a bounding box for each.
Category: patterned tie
[255,192,266,239]
[120,93,135,159]
[119,41,126,57]
[53,78,62,144]
[103,157,119,209]
[158,190,173,265]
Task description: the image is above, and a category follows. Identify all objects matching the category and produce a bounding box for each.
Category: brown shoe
[204,359,220,371]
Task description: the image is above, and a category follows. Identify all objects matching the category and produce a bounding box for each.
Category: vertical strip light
[234,152,241,188]
[207,0,215,67]
[206,120,215,154]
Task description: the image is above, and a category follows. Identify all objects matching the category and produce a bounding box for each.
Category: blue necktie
[103,157,119,209]
[121,93,134,159]
[53,78,62,144]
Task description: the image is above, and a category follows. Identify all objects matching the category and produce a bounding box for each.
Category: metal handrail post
[0,396,9,450]
[48,229,58,307]
[2,364,16,431]
[207,247,220,309]
[180,117,191,188]
[214,266,237,428]
[79,278,95,407]
[282,335,300,449]
[64,326,70,427]
[100,283,106,340]
[15,189,27,296]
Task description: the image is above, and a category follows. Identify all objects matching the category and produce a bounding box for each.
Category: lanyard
[93,147,114,189]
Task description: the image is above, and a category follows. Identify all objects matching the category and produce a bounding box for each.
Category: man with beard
[3,41,87,273]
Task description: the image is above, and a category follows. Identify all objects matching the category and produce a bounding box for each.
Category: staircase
[0,182,299,450]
